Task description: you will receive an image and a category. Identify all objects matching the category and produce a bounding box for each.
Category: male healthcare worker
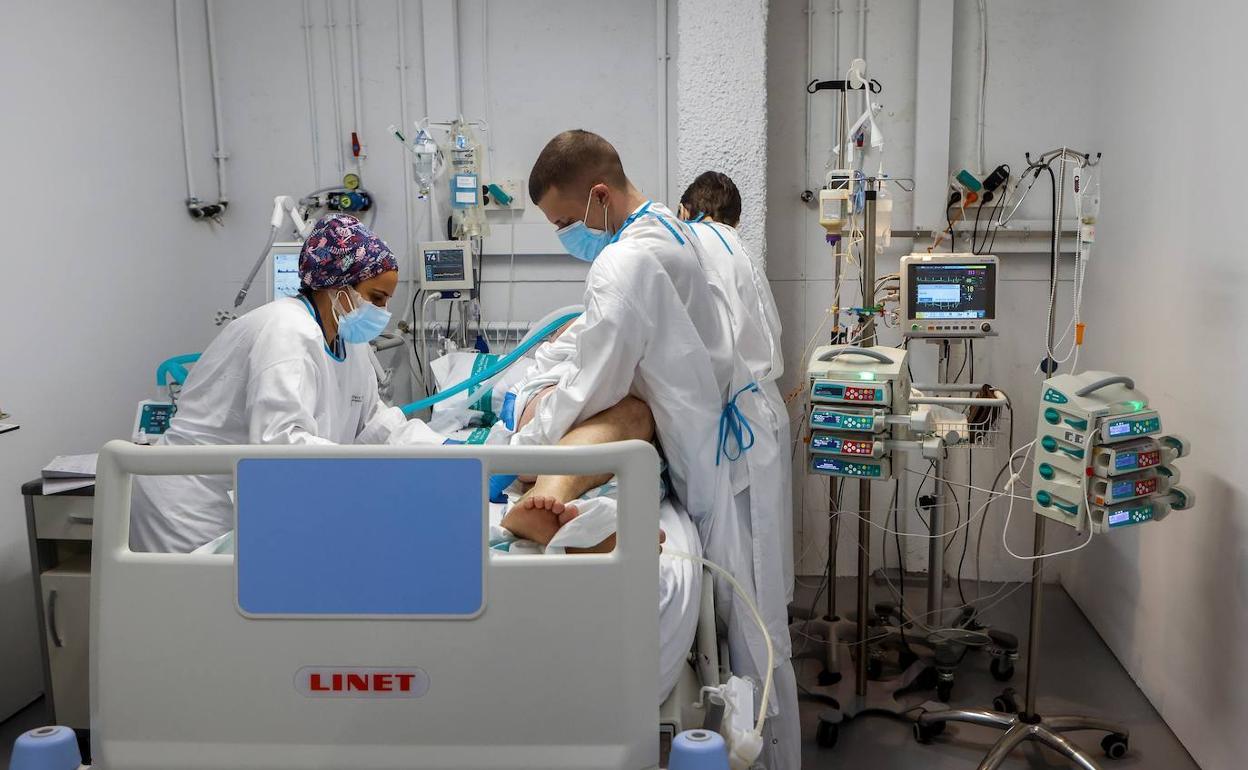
[679,171,794,604]
[506,130,799,770]
[129,215,407,552]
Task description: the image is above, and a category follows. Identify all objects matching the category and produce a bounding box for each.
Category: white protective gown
[511,203,735,520]
[687,221,794,603]
[129,296,406,553]
[512,203,800,770]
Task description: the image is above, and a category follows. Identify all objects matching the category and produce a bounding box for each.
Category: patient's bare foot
[519,494,580,519]
[500,495,579,545]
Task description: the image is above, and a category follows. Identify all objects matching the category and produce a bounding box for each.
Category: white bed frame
[89,439,663,770]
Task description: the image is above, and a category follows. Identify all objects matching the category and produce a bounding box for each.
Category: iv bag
[412,128,439,198]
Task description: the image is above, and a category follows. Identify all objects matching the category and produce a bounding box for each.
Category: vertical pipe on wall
[326,0,346,176]
[397,0,418,314]
[302,0,323,187]
[856,0,868,117]
[452,0,463,115]
[911,0,954,234]
[480,0,495,177]
[348,0,365,172]
[656,0,669,203]
[203,0,228,203]
[172,0,196,202]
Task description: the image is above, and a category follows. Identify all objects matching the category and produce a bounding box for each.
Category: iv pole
[915,148,1128,770]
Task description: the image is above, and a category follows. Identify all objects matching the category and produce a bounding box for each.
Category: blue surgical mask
[333,289,391,344]
[556,194,612,262]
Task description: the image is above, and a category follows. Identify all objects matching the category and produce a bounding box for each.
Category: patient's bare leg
[500,395,655,545]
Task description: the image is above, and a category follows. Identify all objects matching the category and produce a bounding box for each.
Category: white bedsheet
[490,495,702,703]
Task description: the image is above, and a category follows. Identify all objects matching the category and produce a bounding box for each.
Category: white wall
[676,0,768,257]
[1057,2,1248,767]
[190,0,669,406]
[0,1,229,719]
[766,0,1101,582]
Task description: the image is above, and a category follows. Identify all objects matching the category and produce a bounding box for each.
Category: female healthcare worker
[678,171,794,604]
[129,214,408,552]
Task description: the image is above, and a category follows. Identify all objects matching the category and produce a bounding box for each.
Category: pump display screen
[811,381,887,404]
[1108,504,1154,528]
[271,249,302,299]
[810,407,879,433]
[810,434,875,456]
[907,262,996,320]
[1114,448,1160,471]
[424,248,467,283]
[1105,415,1161,438]
[1111,477,1157,500]
[811,456,885,478]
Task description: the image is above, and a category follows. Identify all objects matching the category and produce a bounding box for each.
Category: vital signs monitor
[419,240,474,291]
[267,242,303,301]
[901,253,999,338]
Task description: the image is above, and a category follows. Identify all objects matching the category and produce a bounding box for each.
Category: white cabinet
[40,560,90,729]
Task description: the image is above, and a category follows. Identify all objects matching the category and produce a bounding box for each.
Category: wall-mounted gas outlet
[483,178,525,211]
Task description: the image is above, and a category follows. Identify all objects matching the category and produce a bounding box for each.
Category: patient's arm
[499,394,655,547]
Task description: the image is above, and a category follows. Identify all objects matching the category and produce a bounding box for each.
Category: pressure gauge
[342,172,361,191]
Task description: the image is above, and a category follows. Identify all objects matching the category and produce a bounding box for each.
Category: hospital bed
[70,438,720,770]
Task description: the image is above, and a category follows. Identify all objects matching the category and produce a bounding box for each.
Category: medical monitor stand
[915,174,1130,768]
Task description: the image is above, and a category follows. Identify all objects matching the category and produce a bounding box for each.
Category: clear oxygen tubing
[662,548,775,742]
[399,311,581,416]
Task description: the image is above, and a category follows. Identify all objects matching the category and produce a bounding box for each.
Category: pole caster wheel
[816,721,839,749]
[1101,733,1129,759]
[990,657,1015,681]
[913,720,946,744]
[936,680,954,703]
[992,688,1019,714]
[866,656,883,680]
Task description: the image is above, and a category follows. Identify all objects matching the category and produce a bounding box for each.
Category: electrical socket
[483,178,526,211]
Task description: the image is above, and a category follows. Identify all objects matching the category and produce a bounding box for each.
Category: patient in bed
[498,391,658,552]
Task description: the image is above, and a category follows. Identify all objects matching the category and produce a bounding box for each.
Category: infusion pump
[1030,371,1194,534]
[806,345,911,480]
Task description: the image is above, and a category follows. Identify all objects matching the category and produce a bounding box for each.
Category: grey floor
[0,580,1199,769]
[0,697,58,767]
[794,577,1199,769]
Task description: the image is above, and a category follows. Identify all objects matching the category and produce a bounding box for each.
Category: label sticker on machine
[235,458,485,618]
[295,667,430,699]
[1063,431,1086,446]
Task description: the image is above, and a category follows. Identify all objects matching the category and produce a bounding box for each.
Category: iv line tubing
[400,312,581,415]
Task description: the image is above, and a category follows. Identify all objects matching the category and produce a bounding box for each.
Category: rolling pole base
[916,708,1130,770]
